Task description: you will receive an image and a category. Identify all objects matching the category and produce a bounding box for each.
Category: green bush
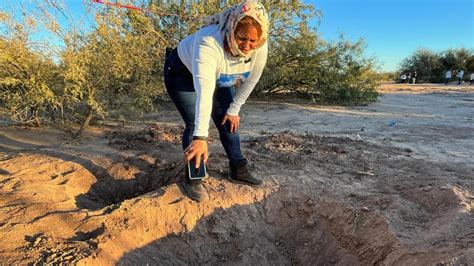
[256,28,378,105]
[0,37,62,126]
[0,0,380,135]
[399,48,474,83]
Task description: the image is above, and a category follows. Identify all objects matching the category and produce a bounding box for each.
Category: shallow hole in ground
[117,189,404,265]
[75,157,184,210]
[118,187,470,265]
[75,126,187,210]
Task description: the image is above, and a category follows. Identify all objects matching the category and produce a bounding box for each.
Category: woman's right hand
[184,139,208,168]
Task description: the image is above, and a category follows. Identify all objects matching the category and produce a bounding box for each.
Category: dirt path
[0,84,473,264]
[242,92,474,165]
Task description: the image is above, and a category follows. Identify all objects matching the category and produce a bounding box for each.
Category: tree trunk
[73,107,94,138]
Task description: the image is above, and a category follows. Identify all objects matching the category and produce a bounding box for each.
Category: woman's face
[235,24,260,55]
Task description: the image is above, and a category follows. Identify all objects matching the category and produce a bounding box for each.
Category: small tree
[399,48,443,83]
[0,12,61,126]
[60,7,166,136]
[1,0,382,133]
[399,48,473,83]
[256,28,378,105]
[466,55,474,73]
[440,49,457,70]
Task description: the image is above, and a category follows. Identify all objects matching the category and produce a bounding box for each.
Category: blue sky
[1,0,473,72]
[311,0,473,71]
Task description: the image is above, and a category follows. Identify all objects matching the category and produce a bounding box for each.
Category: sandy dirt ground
[0,83,473,265]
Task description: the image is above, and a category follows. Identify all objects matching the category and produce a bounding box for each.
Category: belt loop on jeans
[165,47,173,60]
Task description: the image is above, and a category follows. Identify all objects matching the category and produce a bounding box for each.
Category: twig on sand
[351,208,361,242]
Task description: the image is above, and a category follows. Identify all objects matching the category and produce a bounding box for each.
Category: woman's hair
[236,16,262,37]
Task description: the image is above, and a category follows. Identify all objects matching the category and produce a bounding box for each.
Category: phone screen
[187,159,206,180]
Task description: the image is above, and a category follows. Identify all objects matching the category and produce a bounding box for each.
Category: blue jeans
[163,48,245,165]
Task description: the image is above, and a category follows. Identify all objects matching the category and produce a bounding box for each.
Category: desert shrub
[466,56,474,73]
[1,2,166,134]
[399,48,473,83]
[0,0,380,135]
[148,0,379,105]
[0,16,62,126]
[399,48,443,83]
[59,8,166,136]
[256,27,378,105]
[372,71,397,82]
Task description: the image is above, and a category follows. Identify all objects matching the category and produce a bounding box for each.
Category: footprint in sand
[50,169,76,185]
[0,169,11,176]
[0,177,21,191]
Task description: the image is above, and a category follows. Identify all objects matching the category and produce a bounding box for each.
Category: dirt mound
[1,126,472,264]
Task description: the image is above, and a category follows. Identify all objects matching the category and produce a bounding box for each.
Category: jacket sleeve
[191,36,221,137]
[226,42,268,116]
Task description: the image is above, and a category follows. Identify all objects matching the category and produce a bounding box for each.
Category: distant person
[400,74,407,83]
[457,69,464,85]
[470,72,474,85]
[445,69,452,85]
[412,71,417,84]
[406,72,411,84]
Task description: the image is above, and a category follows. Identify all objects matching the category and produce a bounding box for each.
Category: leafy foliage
[0,36,61,126]
[398,48,474,83]
[1,0,380,134]
[257,26,378,105]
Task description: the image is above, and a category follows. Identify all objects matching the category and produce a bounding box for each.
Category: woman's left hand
[221,114,240,133]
